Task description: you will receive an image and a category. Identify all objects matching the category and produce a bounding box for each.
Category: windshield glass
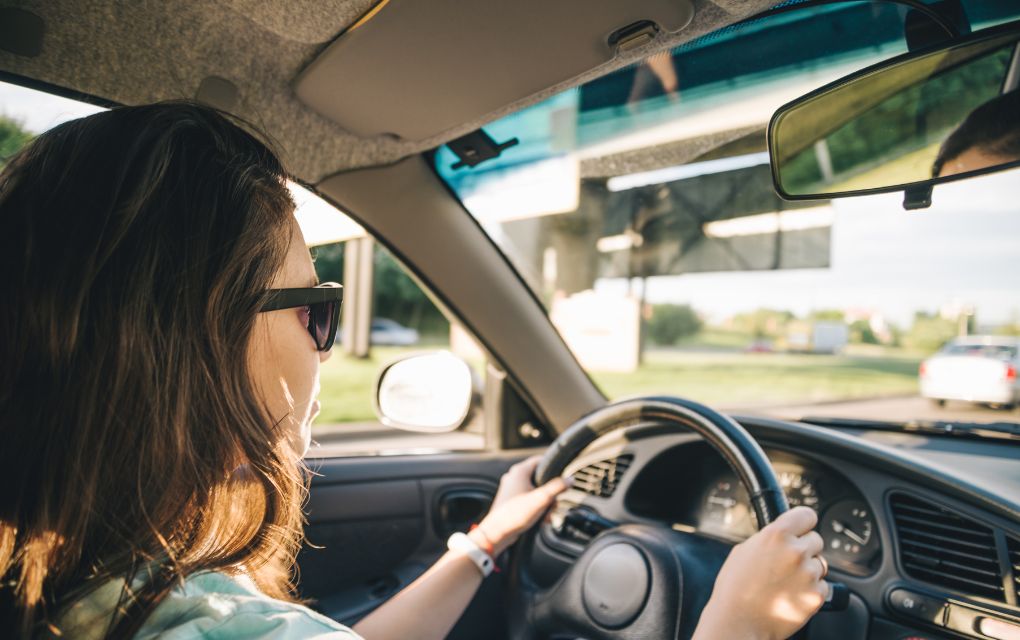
[434,1,1020,426]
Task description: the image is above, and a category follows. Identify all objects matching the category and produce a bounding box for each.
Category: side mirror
[770,22,1020,209]
[374,351,479,433]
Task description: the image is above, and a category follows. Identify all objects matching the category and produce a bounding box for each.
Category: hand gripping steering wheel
[506,396,845,639]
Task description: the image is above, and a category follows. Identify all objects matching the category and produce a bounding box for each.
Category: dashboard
[534,416,1020,640]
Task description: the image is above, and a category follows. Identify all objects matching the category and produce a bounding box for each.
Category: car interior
[2,1,1019,639]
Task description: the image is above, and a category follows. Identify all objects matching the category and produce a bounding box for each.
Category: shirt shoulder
[59,570,361,640]
[135,572,362,640]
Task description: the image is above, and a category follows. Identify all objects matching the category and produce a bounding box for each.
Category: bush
[849,319,880,345]
[0,115,33,167]
[903,313,957,353]
[730,308,794,339]
[995,322,1020,337]
[311,241,449,338]
[648,304,702,345]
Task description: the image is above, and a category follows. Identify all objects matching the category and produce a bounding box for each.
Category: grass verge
[315,346,922,427]
[593,351,920,409]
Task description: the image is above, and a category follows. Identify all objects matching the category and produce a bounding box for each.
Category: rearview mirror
[374,351,479,433]
[770,24,1020,208]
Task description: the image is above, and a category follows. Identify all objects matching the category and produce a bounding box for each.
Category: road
[750,395,1019,425]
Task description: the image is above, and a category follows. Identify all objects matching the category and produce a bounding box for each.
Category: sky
[0,81,106,132]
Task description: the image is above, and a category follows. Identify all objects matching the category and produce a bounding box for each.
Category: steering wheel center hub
[581,543,651,628]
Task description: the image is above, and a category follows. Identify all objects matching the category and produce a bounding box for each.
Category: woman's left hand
[470,456,569,556]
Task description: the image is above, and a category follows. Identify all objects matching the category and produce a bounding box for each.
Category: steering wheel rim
[510,395,790,640]
[535,396,789,526]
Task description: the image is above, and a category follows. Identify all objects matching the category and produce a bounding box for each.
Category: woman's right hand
[693,506,829,640]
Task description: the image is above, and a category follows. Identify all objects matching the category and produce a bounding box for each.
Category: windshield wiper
[797,416,1020,443]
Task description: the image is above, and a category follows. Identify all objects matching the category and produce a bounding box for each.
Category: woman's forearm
[352,460,567,640]
[351,540,486,640]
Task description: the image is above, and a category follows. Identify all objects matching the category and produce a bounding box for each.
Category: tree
[311,242,344,284]
[731,308,795,339]
[311,241,450,339]
[903,312,957,353]
[849,319,879,345]
[809,309,844,322]
[995,323,1020,337]
[0,115,33,167]
[373,250,449,338]
[647,304,702,345]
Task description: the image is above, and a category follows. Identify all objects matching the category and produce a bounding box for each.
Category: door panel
[298,450,537,637]
[308,480,423,520]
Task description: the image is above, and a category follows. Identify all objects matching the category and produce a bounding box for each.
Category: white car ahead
[920,336,1020,409]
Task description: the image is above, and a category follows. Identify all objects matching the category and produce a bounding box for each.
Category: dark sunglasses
[260,282,343,352]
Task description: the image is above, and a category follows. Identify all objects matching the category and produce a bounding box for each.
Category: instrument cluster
[624,443,881,575]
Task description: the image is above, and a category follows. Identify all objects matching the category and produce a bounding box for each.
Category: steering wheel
[506,396,811,639]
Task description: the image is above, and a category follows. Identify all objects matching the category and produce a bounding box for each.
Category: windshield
[434,1,1020,426]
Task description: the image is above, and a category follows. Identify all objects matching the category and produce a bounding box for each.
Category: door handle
[436,489,493,537]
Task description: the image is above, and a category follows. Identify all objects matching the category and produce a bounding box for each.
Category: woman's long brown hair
[0,102,306,637]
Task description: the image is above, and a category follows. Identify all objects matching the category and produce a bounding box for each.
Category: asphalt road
[741,395,1020,425]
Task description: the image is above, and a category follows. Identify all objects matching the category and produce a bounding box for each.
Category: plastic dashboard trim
[733,415,1020,524]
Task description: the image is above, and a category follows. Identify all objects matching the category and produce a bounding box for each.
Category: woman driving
[0,103,829,639]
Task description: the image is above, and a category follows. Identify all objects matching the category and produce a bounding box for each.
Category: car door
[297,451,532,639]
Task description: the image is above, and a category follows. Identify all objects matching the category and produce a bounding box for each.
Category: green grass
[314,345,922,426]
[675,328,756,350]
[824,141,941,194]
[315,346,421,425]
[593,351,920,409]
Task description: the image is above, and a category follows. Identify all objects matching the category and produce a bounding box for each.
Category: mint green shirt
[58,571,363,639]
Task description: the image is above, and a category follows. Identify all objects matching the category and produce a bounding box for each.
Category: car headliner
[0,0,776,184]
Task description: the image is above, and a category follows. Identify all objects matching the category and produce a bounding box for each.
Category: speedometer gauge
[820,499,880,566]
[778,471,820,510]
[702,479,756,538]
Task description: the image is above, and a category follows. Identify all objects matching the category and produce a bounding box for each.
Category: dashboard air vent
[890,494,1005,602]
[1009,537,1020,602]
[572,455,634,498]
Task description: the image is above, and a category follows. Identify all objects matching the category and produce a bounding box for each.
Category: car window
[309,239,487,456]
[942,344,1018,359]
[434,1,1020,425]
[2,80,488,457]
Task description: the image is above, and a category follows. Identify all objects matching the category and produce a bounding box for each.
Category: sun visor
[294,0,695,141]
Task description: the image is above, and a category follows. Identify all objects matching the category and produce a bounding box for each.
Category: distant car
[920,336,1020,409]
[744,339,774,353]
[370,318,420,346]
[336,318,420,346]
